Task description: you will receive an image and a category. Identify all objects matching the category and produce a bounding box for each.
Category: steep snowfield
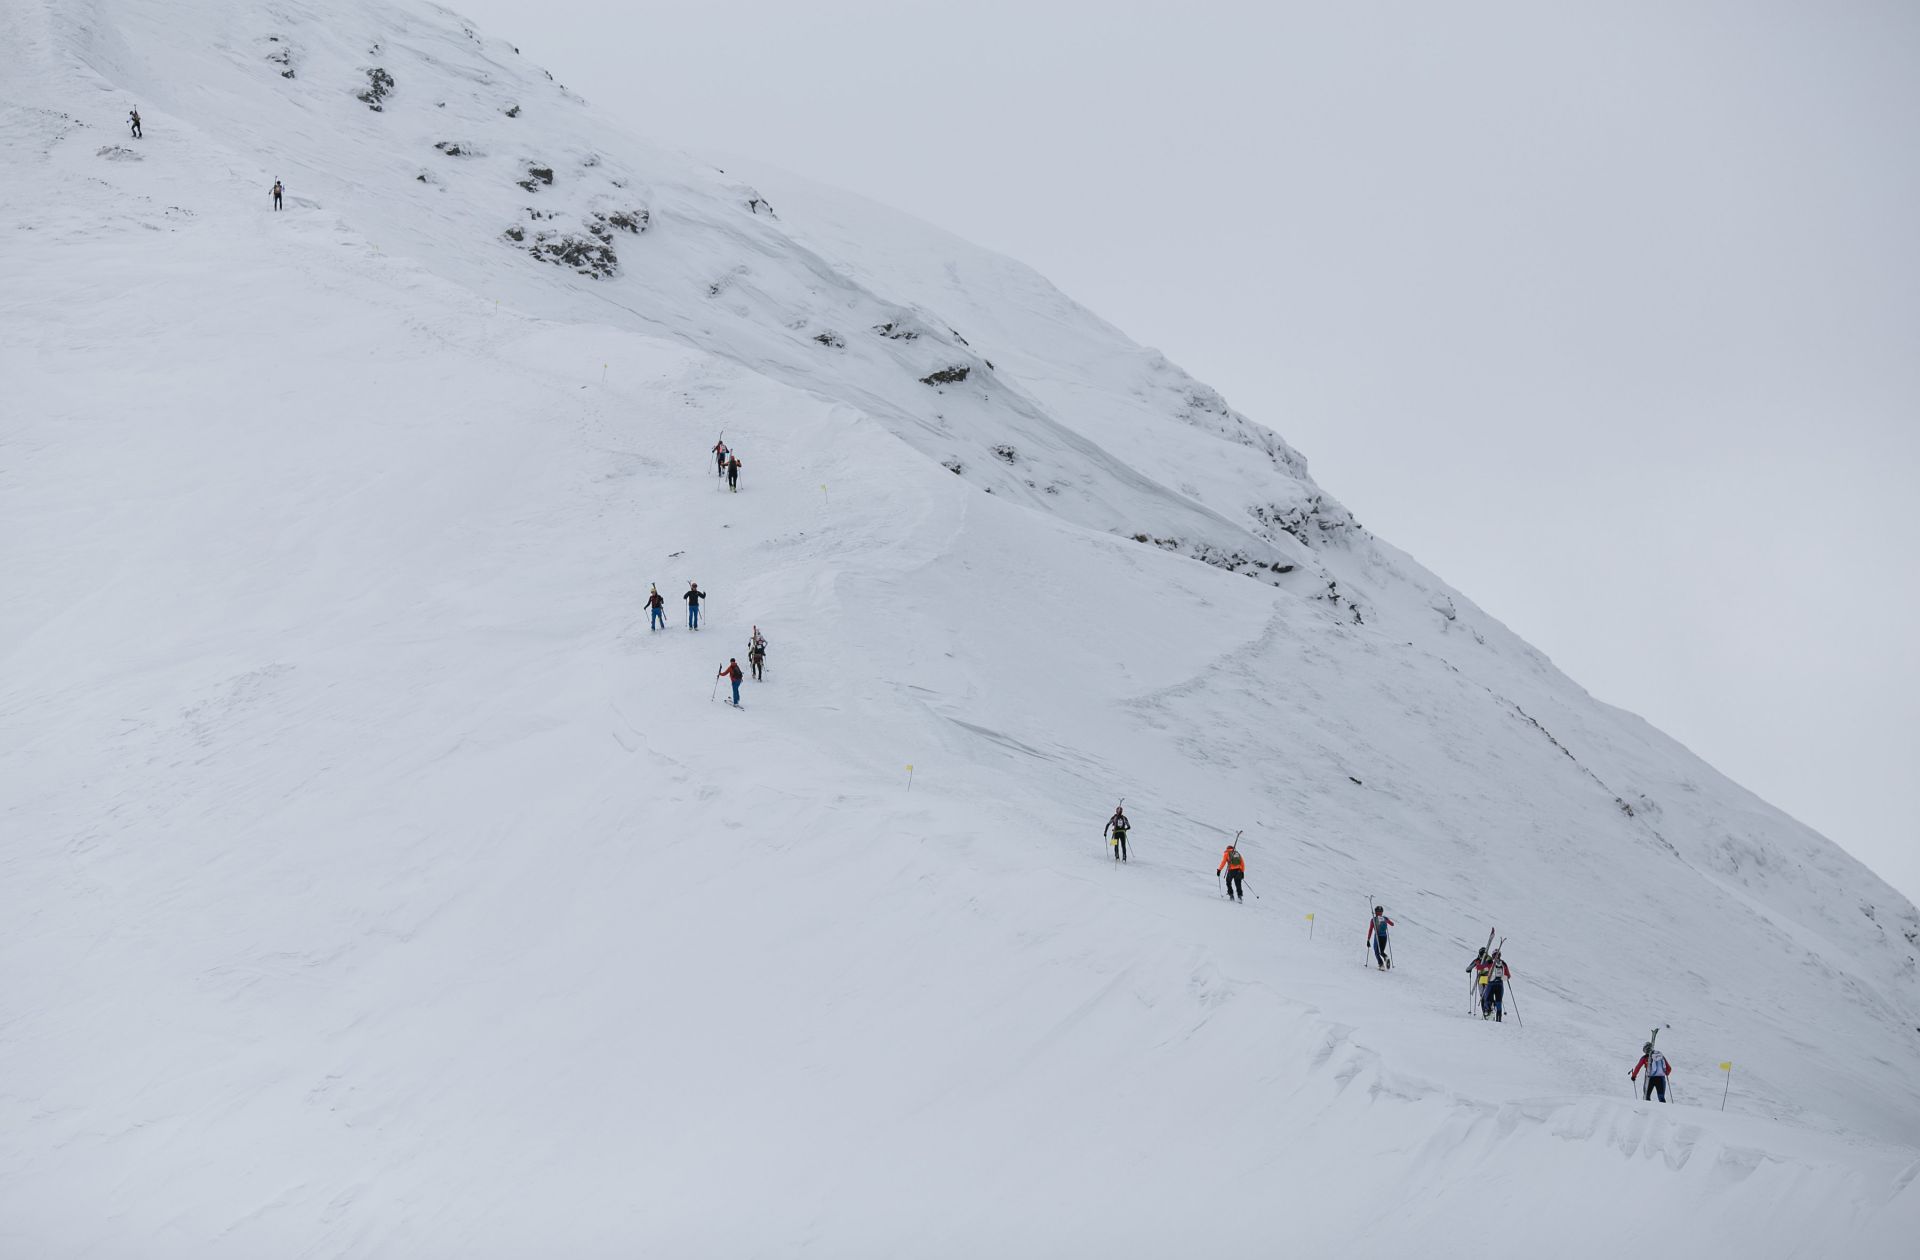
[4,2,1918,1255]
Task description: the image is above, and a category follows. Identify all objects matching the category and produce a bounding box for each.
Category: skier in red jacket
[717,658,744,707]
[1629,1043,1672,1102]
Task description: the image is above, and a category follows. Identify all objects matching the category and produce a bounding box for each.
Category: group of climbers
[684,424,1687,1105]
[1095,802,1679,1104]
[714,628,770,708]
[646,581,708,630]
[646,438,768,709]
[1467,943,1512,1020]
[713,438,743,492]
[123,108,290,213]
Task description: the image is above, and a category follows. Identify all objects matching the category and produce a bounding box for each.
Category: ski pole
[1506,979,1521,1027]
[710,669,721,701]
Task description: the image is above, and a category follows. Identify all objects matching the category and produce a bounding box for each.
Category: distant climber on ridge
[1105,803,1130,862]
[726,452,741,492]
[684,581,706,630]
[713,438,729,478]
[271,179,283,210]
[128,108,142,139]
[1367,905,1394,970]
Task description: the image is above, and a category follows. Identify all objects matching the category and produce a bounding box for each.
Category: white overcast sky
[453,0,1920,904]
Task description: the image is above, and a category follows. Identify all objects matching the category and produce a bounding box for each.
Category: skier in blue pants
[685,582,705,629]
[1367,906,1394,970]
[647,585,666,630]
[718,658,743,707]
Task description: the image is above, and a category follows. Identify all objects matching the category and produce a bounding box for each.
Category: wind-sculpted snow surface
[3,1,1918,1255]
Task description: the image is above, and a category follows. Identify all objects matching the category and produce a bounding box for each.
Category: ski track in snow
[3,1,1918,1255]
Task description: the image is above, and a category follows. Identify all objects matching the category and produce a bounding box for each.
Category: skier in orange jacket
[1217,842,1246,901]
[717,658,744,707]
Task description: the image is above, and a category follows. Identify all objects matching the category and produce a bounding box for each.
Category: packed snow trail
[4,1,1918,1255]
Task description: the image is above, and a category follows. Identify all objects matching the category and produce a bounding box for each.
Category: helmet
[1491,949,1501,957]
[1374,906,1384,915]
[1643,1042,1654,1053]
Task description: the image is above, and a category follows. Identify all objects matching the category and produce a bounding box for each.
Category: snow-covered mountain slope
[4,1,1918,1255]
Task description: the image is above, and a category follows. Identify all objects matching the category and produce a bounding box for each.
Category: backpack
[1647,1052,1669,1077]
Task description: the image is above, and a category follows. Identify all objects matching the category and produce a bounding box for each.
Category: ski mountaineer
[128,108,142,139]
[747,626,766,680]
[646,584,667,631]
[726,453,742,492]
[1630,1043,1672,1102]
[1217,842,1246,901]
[271,179,283,210]
[684,582,706,630]
[1104,805,1130,862]
[1367,906,1394,970]
[718,658,744,707]
[713,439,729,477]
[1479,949,1512,1021]
[1466,946,1491,1005]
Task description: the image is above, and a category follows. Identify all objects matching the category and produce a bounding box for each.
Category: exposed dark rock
[434,141,469,157]
[1249,496,1359,548]
[602,209,648,233]
[813,332,845,349]
[990,444,1017,464]
[875,321,918,341]
[1126,534,1296,584]
[941,459,964,475]
[504,225,525,241]
[357,67,394,111]
[921,365,971,386]
[504,103,521,118]
[526,232,617,278]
